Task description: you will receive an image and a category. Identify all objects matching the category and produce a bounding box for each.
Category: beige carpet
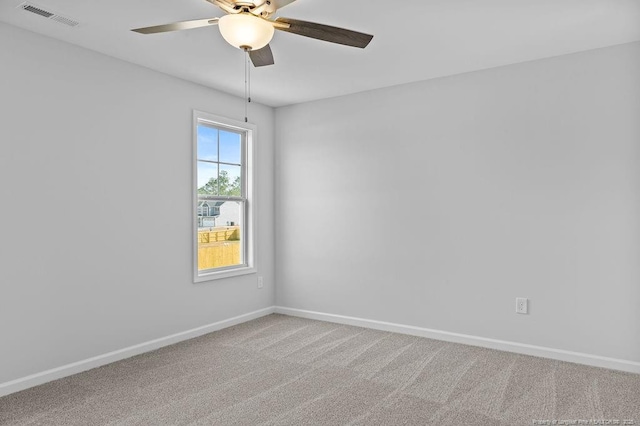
[1,314,638,425]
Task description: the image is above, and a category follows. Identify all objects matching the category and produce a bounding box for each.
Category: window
[193,111,255,282]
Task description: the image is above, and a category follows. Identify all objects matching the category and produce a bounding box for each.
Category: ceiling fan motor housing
[215,0,277,18]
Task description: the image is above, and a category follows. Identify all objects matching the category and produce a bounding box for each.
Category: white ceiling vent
[50,15,80,27]
[18,2,80,27]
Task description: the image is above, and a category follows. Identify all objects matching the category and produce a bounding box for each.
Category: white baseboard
[0,306,275,398]
[274,306,640,375]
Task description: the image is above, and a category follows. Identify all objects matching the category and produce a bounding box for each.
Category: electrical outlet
[516,297,528,314]
[257,276,263,289]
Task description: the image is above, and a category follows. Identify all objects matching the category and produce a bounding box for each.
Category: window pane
[219,164,241,196]
[194,113,252,281]
[197,161,218,195]
[197,124,218,161]
[197,201,244,271]
[219,130,241,165]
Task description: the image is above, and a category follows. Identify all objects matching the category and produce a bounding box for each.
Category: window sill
[194,266,256,283]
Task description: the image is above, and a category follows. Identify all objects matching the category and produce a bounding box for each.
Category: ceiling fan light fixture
[218,13,274,51]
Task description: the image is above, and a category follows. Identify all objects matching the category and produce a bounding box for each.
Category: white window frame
[193,110,257,283]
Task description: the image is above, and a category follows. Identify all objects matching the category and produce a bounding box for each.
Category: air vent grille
[21,4,53,18]
[18,2,79,27]
[50,15,79,27]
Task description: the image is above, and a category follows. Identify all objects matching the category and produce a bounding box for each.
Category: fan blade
[274,17,373,48]
[132,18,219,34]
[271,0,298,10]
[249,44,275,67]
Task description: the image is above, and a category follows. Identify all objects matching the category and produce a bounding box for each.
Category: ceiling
[2,0,640,107]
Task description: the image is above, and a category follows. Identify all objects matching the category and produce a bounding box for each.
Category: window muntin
[193,112,255,282]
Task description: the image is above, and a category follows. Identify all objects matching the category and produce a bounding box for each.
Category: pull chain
[244,48,248,122]
[243,48,252,123]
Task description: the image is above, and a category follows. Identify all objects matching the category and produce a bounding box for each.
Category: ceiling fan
[131,0,374,67]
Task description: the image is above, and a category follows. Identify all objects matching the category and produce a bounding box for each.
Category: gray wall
[275,42,640,363]
[2,19,639,385]
[0,23,275,383]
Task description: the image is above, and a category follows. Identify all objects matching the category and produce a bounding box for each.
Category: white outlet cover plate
[516,297,528,314]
